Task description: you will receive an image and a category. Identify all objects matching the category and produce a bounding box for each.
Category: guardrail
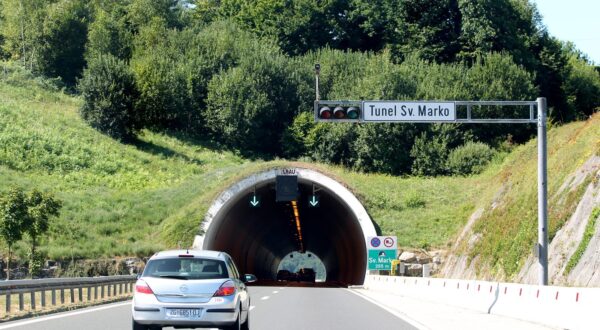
[0,275,136,319]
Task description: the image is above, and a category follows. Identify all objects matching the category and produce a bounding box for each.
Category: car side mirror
[136,273,141,280]
[243,274,257,283]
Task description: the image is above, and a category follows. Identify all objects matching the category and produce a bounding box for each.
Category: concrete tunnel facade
[192,168,377,285]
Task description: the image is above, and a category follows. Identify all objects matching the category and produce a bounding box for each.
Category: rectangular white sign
[363,101,456,122]
[367,236,398,250]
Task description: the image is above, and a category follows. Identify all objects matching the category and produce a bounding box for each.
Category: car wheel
[132,319,149,330]
[241,309,250,330]
[223,307,241,330]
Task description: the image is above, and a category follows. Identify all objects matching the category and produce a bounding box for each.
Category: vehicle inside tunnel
[200,173,370,286]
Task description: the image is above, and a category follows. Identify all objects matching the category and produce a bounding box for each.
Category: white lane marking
[346,289,428,330]
[272,290,279,294]
[0,301,131,329]
[260,296,270,300]
[249,306,255,311]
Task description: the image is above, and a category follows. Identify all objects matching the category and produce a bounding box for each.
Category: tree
[23,189,61,278]
[199,0,369,55]
[0,187,28,280]
[38,0,90,86]
[0,0,47,70]
[79,54,140,141]
[355,0,462,63]
[86,5,132,60]
[204,49,305,156]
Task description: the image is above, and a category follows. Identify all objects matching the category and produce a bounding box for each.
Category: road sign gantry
[313,64,549,286]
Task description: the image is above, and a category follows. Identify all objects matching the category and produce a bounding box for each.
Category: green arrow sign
[249,195,261,207]
[308,195,320,207]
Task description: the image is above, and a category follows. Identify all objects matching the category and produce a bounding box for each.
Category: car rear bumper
[132,307,238,326]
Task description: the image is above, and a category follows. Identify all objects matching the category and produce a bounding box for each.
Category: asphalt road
[0,286,417,330]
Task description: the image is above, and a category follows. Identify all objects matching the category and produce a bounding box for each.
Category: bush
[447,141,495,175]
[78,54,139,141]
[410,132,449,176]
[281,112,315,159]
[204,50,304,157]
[305,123,358,167]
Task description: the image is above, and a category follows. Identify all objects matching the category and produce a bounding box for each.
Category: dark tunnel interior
[203,179,368,285]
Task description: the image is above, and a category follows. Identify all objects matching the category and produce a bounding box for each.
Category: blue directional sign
[308,195,320,208]
[249,195,261,207]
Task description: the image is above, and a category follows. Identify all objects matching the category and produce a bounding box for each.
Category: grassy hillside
[1,65,598,281]
[464,113,600,278]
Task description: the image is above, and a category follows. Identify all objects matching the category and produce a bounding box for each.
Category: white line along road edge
[0,301,131,330]
[345,289,428,330]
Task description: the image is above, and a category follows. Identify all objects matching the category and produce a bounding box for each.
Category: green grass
[564,207,600,275]
[467,115,600,278]
[1,62,599,281]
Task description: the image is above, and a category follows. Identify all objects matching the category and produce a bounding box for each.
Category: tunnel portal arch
[192,167,377,285]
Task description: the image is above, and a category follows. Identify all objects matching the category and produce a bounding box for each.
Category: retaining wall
[364,275,599,329]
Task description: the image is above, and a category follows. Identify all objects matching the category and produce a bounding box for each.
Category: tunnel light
[291,200,304,252]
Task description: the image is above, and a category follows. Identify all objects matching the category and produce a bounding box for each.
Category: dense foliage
[0,0,599,175]
[79,54,139,141]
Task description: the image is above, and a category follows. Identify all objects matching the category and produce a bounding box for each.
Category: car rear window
[142,258,228,280]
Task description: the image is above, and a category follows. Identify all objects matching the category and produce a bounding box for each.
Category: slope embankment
[441,113,600,285]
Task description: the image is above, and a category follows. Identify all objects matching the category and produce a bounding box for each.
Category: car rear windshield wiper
[158,275,189,280]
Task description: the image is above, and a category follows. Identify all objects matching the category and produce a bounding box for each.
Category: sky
[532,0,600,64]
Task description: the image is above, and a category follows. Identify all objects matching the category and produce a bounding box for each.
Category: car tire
[223,307,241,330]
[132,319,149,330]
[241,310,250,330]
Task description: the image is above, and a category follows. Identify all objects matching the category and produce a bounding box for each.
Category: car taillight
[214,280,236,297]
[135,280,154,295]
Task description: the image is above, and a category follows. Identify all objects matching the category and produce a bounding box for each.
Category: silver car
[132,250,256,330]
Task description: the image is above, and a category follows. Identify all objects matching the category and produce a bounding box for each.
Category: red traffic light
[319,106,332,119]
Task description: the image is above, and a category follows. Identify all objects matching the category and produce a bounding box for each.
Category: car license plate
[166,308,202,319]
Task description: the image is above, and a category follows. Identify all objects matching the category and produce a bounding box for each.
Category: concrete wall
[365,275,599,330]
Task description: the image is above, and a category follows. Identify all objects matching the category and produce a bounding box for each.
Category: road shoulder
[348,288,557,330]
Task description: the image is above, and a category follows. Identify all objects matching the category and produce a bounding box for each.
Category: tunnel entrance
[278,251,327,282]
[192,168,376,285]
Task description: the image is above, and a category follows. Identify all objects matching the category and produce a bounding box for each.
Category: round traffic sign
[384,237,394,248]
[370,237,381,248]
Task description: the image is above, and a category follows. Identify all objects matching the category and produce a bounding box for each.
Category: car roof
[149,249,229,260]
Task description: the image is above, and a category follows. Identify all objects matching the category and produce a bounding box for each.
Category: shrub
[204,50,303,157]
[405,192,426,208]
[281,112,315,159]
[78,54,139,141]
[305,123,358,167]
[410,132,450,176]
[447,141,494,175]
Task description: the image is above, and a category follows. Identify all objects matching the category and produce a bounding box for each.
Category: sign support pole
[537,97,549,286]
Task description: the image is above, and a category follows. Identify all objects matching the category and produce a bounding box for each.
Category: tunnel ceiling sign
[276,175,298,202]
